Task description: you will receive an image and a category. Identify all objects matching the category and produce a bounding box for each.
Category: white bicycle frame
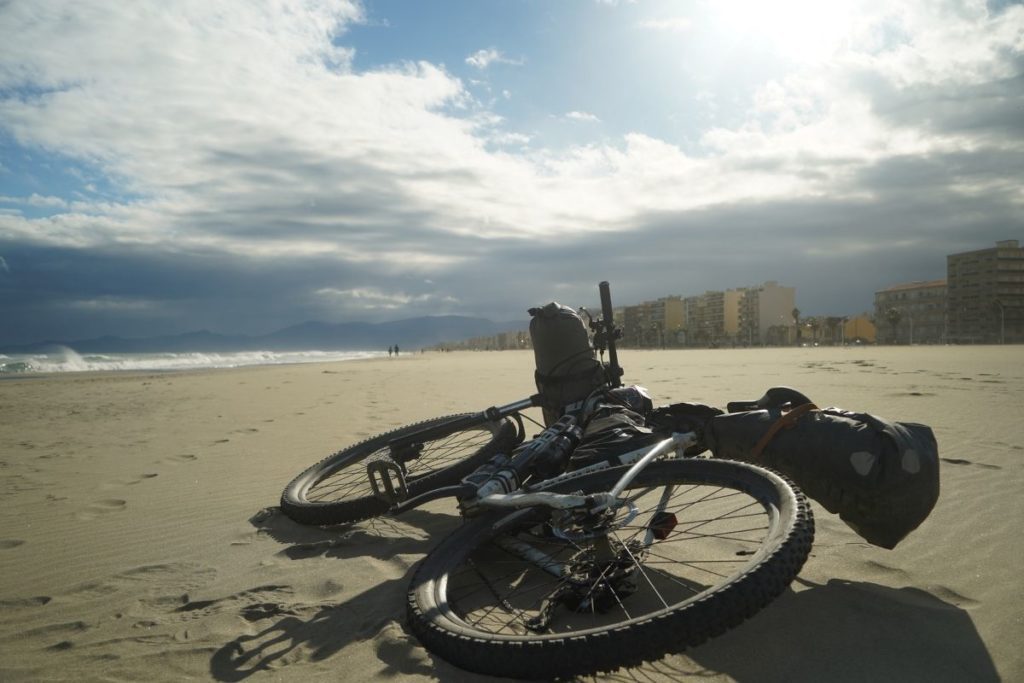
[477,431,697,513]
[476,431,697,580]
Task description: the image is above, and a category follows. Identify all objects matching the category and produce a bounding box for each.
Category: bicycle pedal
[367,455,408,505]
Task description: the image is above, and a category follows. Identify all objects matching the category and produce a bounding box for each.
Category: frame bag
[706,405,939,548]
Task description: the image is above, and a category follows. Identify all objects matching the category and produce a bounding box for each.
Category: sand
[1,346,1021,682]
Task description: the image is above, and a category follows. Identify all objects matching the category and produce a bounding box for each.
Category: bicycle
[278,282,815,678]
[279,281,628,527]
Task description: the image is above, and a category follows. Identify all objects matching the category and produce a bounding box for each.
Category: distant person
[388,346,393,358]
[394,345,400,356]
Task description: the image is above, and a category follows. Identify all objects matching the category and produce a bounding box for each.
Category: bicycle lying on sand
[278,282,937,679]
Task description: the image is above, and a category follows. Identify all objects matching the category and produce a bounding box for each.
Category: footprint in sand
[941,457,1002,470]
[1,539,26,549]
[101,473,160,490]
[0,595,52,608]
[76,499,127,520]
[174,584,293,621]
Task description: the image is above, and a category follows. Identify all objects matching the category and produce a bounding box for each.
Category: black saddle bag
[529,302,606,426]
[706,405,940,549]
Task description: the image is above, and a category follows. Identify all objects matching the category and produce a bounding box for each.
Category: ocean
[0,347,385,375]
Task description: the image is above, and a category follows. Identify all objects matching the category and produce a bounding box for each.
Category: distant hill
[0,316,527,354]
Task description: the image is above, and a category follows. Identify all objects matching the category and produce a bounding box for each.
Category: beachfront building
[622,296,684,347]
[736,281,797,346]
[843,314,877,344]
[874,280,948,344]
[675,282,797,347]
[683,291,726,346]
[947,240,1024,344]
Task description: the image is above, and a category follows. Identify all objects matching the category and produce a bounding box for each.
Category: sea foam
[0,348,384,374]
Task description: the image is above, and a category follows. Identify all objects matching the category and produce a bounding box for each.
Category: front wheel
[280,414,521,526]
[407,458,814,679]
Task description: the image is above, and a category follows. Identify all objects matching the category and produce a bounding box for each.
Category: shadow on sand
[209,507,491,682]
[212,511,998,682]
[677,576,999,683]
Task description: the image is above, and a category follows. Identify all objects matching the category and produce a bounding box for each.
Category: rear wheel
[408,458,814,679]
[281,414,521,525]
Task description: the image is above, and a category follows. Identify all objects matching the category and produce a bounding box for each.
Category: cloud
[0,255,8,272]
[635,17,692,32]
[0,0,1021,345]
[0,194,69,208]
[465,48,522,69]
[315,286,456,312]
[66,296,159,312]
[565,111,601,122]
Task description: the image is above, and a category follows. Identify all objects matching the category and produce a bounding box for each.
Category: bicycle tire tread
[280,414,519,526]
[406,459,814,679]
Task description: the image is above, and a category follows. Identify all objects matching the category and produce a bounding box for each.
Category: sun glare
[711,0,855,63]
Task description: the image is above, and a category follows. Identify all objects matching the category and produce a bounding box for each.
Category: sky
[1,0,1022,346]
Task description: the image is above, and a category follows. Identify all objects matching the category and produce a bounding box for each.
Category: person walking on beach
[394,345,400,356]
[388,346,393,358]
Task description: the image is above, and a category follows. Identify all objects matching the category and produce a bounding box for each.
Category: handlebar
[599,281,623,388]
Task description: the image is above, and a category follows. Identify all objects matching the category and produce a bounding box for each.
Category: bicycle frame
[470,431,697,582]
[475,431,697,513]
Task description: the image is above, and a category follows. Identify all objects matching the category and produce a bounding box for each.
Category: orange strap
[750,403,818,459]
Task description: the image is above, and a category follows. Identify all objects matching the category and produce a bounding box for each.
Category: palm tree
[826,316,841,344]
[792,308,801,345]
[809,318,821,344]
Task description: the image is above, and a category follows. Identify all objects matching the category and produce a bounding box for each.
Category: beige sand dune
[1,346,1020,681]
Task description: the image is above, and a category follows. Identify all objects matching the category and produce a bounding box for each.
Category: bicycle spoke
[304,426,495,503]
[434,465,785,638]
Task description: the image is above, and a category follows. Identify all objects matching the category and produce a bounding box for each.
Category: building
[947,240,1024,344]
[874,280,947,344]
[622,296,684,347]
[743,281,797,346]
[844,314,877,344]
[683,291,726,346]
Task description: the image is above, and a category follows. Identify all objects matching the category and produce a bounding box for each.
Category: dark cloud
[850,45,1024,143]
[3,172,1022,347]
[2,1,1022,348]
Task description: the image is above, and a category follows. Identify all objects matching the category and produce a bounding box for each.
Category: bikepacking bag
[568,391,660,470]
[705,404,940,549]
[529,302,606,426]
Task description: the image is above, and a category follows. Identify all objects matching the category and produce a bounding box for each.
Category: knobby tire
[407,458,814,679]
[280,414,520,526]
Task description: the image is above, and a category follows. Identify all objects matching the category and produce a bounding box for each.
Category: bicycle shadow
[222,512,998,682]
[247,505,462,561]
[208,507,490,682]
[675,577,999,683]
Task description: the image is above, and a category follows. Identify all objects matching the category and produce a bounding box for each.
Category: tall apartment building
[683,291,726,345]
[947,240,1024,344]
[680,282,795,346]
[874,280,947,344]
[745,281,797,345]
[622,296,684,347]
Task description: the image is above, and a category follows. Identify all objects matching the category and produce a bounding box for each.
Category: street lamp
[995,300,1005,344]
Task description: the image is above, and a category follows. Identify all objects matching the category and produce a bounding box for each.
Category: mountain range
[1,316,528,354]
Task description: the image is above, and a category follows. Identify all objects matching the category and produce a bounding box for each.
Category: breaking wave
[0,347,384,375]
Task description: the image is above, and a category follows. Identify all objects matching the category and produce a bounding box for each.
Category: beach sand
[1,346,1020,681]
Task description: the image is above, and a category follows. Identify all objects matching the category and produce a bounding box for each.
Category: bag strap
[750,403,818,459]
[534,365,602,385]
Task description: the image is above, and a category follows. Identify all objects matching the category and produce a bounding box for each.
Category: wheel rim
[302,421,500,504]
[436,468,787,638]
